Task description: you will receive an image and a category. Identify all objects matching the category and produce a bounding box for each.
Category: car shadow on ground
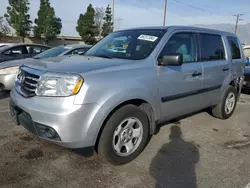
[0,91,10,100]
[150,125,200,188]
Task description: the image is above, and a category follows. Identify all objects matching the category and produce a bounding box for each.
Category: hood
[23,55,135,74]
[0,58,36,69]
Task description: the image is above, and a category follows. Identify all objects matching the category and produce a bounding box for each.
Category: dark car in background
[242,46,250,90]
[0,43,50,63]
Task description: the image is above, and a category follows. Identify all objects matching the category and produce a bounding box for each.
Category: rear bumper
[10,88,105,149]
[0,74,16,90]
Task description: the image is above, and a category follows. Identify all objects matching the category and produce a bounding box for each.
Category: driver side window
[160,32,198,63]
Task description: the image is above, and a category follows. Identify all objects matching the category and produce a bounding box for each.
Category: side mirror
[158,54,183,66]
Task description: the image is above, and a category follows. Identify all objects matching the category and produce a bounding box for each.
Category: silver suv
[10,26,245,165]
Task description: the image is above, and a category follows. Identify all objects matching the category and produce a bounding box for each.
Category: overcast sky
[0,0,250,36]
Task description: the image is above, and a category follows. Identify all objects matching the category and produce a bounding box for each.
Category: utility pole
[163,0,167,26]
[233,14,243,34]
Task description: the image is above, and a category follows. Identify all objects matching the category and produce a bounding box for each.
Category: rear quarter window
[199,33,225,61]
[227,36,241,59]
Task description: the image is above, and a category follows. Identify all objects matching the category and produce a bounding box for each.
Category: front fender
[98,88,160,122]
[85,88,160,147]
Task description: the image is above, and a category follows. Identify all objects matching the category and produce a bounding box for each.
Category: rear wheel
[212,85,237,119]
[98,105,149,165]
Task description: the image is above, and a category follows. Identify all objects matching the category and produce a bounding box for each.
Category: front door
[157,32,203,122]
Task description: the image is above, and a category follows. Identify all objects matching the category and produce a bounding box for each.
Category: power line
[170,0,230,16]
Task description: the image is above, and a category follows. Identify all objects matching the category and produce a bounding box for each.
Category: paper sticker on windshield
[138,35,158,42]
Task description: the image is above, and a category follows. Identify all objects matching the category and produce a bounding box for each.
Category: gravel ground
[1,91,250,188]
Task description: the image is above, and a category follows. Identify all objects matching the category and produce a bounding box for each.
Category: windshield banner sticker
[138,35,158,42]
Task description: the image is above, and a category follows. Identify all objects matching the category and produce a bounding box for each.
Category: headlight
[36,72,84,97]
[0,66,19,75]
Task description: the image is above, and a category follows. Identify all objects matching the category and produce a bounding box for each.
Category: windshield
[85,29,166,60]
[244,48,250,58]
[33,46,68,59]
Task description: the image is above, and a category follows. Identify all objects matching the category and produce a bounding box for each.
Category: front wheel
[212,85,237,119]
[98,105,149,165]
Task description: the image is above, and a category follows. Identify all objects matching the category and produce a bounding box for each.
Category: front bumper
[0,73,16,91]
[10,88,104,149]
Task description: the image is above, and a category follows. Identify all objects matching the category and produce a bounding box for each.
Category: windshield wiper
[32,57,40,59]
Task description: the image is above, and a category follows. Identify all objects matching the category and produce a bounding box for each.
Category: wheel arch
[95,98,157,151]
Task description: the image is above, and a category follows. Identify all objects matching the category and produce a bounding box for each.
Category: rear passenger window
[227,36,241,59]
[200,34,225,61]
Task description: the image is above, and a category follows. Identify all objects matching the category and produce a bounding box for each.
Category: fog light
[44,127,56,138]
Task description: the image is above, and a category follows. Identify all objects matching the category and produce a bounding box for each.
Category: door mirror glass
[158,54,183,66]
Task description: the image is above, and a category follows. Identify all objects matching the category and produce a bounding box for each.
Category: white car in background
[243,45,250,58]
[0,43,16,48]
[0,44,92,91]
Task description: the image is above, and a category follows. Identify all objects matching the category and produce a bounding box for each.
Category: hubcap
[225,92,236,114]
[112,117,143,156]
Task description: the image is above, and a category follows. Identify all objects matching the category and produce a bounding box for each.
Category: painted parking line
[244,182,250,188]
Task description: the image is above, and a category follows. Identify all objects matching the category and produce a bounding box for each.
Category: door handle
[192,71,202,77]
[223,67,229,71]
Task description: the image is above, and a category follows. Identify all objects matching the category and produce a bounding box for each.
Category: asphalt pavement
[1,91,250,188]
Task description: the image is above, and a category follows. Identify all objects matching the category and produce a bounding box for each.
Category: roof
[119,25,235,36]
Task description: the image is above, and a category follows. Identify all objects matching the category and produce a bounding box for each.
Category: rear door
[226,36,244,79]
[199,33,228,106]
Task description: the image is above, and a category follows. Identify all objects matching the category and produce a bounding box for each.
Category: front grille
[17,66,41,97]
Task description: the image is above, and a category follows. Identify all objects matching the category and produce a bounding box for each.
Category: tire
[212,85,237,119]
[98,104,149,165]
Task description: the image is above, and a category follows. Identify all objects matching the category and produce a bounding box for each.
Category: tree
[4,0,32,42]
[34,0,62,44]
[94,7,105,36]
[0,16,10,41]
[101,5,113,37]
[76,4,98,45]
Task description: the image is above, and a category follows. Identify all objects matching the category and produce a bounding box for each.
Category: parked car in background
[10,26,244,165]
[0,43,50,63]
[243,67,250,90]
[243,45,250,65]
[0,44,92,91]
[242,46,250,89]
